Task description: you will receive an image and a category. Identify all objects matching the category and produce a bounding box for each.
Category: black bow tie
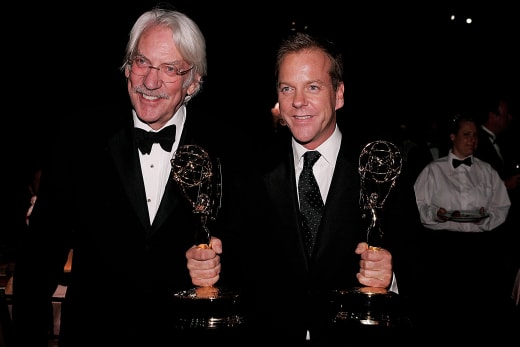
[134,125,176,154]
[452,157,472,168]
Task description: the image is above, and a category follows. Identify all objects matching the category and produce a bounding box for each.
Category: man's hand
[185,237,222,287]
[355,242,392,288]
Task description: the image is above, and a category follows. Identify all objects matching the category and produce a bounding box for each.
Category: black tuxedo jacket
[474,130,506,179]
[230,130,421,345]
[12,100,224,346]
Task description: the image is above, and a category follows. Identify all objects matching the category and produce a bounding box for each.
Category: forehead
[137,25,181,60]
[280,49,331,77]
[458,120,477,132]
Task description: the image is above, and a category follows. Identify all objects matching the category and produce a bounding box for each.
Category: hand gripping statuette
[170,145,244,332]
[331,140,405,329]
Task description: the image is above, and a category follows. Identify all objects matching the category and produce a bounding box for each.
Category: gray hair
[121,8,207,103]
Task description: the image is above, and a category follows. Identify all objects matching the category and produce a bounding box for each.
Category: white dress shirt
[414,150,511,232]
[133,106,186,223]
[292,124,342,204]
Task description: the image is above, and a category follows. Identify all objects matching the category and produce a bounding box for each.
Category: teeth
[295,115,311,119]
[143,94,159,100]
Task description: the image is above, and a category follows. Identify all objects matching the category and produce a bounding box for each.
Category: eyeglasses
[129,55,194,83]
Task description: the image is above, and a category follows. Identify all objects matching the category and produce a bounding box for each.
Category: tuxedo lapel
[263,147,309,265]
[476,132,505,177]
[314,139,362,259]
[263,152,301,227]
[152,176,185,232]
[153,115,208,232]
[107,124,151,231]
[262,138,363,264]
[104,106,221,236]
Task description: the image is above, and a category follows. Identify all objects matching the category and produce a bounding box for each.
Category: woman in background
[413,114,514,342]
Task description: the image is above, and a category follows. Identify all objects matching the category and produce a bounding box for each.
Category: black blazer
[231,130,421,346]
[11,100,224,346]
[474,130,506,179]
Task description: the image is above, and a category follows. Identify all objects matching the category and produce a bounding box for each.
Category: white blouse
[414,151,511,232]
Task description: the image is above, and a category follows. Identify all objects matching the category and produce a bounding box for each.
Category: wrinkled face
[125,25,199,130]
[277,48,344,149]
[451,120,478,158]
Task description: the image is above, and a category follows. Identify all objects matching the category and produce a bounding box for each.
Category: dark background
[12,2,519,129]
[13,2,519,137]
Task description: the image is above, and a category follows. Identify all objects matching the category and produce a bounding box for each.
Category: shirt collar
[132,105,186,153]
[292,124,342,168]
[448,150,473,162]
[133,105,186,133]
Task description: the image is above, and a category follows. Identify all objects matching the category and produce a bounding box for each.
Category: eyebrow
[134,53,186,65]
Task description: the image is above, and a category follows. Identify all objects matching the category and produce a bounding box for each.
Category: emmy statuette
[331,140,407,328]
[170,145,244,333]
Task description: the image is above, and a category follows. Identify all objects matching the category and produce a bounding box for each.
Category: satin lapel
[263,153,300,225]
[263,148,307,262]
[153,119,200,233]
[152,175,184,232]
[107,124,151,232]
[476,132,504,175]
[314,139,362,259]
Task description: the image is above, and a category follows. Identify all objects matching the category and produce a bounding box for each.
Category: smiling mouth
[142,94,160,101]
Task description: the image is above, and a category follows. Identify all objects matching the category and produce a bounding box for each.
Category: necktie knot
[303,150,321,168]
[135,125,176,154]
[452,157,472,168]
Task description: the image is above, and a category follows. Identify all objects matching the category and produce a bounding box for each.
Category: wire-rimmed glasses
[129,55,194,83]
